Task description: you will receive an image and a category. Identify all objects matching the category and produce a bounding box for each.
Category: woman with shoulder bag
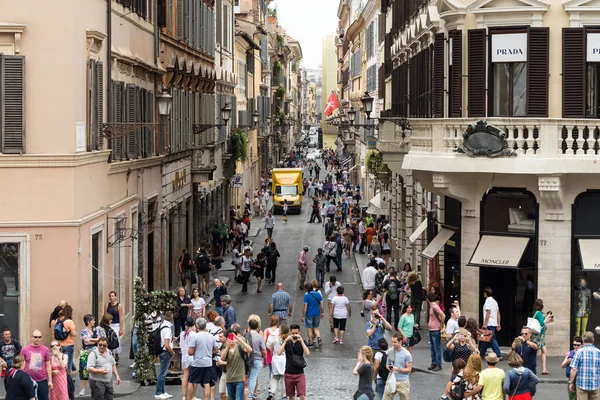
[503,352,540,400]
[49,341,69,400]
[531,299,553,375]
[78,314,101,397]
[4,355,36,400]
[398,304,416,353]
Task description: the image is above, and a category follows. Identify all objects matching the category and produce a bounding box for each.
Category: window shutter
[527,27,549,117]
[216,0,222,46]
[157,0,167,27]
[112,81,123,160]
[1,55,26,154]
[176,0,184,40]
[126,84,137,159]
[563,28,586,118]
[87,60,96,152]
[96,61,104,150]
[432,33,444,118]
[467,29,486,118]
[450,30,463,117]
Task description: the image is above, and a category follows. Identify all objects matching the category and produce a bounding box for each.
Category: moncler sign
[491,33,528,63]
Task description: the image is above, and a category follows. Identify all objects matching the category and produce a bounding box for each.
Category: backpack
[104,326,120,350]
[148,324,169,355]
[443,334,457,362]
[377,350,390,381]
[387,279,399,301]
[266,248,278,265]
[449,375,466,400]
[53,318,70,341]
[196,255,211,274]
[239,334,253,374]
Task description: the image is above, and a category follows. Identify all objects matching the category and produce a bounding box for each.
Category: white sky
[269,0,339,69]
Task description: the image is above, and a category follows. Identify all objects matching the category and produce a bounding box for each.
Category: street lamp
[252,109,260,126]
[360,92,374,119]
[192,103,232,134]
[156,91,173,116]
[347,107,357,124]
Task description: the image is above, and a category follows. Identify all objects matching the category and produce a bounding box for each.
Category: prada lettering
[496,48,524,56]
[491,33,527,63]
[480,259,510,265]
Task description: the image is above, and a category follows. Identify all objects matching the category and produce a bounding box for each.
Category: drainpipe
[107,0,112,122]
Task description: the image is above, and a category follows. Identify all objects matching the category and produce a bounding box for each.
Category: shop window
[0,243,19,335]
[492,63,527,117]
[587,63,600,117]
[482,191,536,234]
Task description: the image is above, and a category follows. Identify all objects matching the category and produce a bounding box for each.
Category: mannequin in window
[575,278,592,336]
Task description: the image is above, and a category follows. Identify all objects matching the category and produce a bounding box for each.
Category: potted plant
[365,149,390,182]
[230,128,248,162]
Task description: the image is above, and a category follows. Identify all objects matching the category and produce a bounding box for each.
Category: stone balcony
[381,118,600,175]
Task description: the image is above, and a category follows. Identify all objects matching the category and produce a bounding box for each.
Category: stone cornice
[108,155,165,175]
[0,150,111,168]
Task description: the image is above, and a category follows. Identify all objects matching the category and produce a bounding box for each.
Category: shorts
[382,249,391,255]
[189,366,215,386]
[284,373,306,397]
[182,355,193,369]
[198,272,211,284]
[333,318,347,331]
[219,372,227,393]
[210,364,221,383]
[305,315,320,329]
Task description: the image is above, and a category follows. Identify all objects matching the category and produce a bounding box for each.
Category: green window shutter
[1,55,26,154]
[96,61,104,151]
[126,84,137,159]
[146,90,155,156]
[176,0,184,40]
[112,81,123,161]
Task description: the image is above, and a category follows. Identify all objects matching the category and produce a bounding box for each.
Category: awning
[409,218,428,244]
[341,157,352,166]
[420,228,456,260]
[366,192,389,216]
[467,235,530,268]
[578,239,600,270]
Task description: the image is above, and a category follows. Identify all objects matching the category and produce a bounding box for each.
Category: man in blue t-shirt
[384,333,413,400]
[509,326,539,374]
[366,309,392,350]
[302,283,324,347]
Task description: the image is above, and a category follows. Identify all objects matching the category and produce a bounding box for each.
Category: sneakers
[427,364,436,370]
[307,342,314,347]
[78,389,86,397]
[432,365,442,372]
[155,395,169,399]
[129,362,135,368]
[317,337,322,347]
[333,337,339,344]
[339,340,344,345]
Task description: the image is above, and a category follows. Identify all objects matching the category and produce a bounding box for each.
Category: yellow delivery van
[271,168,303,214]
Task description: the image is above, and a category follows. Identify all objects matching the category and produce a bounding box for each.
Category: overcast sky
[270,0,339,69]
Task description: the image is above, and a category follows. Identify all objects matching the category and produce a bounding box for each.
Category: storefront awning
[420,228,456,260]
[366,192,389,216]
[468,235,530,268]
[409,218,428,244]
[578,239,600,270]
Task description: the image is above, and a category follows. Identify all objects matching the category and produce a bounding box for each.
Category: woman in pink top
[49,341,68,400]
[263,315,280,378]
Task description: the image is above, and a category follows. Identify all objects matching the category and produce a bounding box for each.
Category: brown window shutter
[433,33,445,118]
[1,55,26,154]
[527,28,549,117]
[146,90,155,156]
[563,28,586,118]
[96,61,104,151]
[468,29,486,118]
[450,30,463,117]
[112,81,123,161]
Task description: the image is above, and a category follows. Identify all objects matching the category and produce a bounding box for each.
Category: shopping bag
[527,317,542,334]
[385,371,396,393]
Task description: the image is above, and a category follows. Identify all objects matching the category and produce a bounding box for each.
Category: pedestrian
[51,305,76,372]
[175,287,193,338]
[180,318,196,400]
[265,324,290,400]
[87,337,121,400]
[264,212,275,239]
[187,317,219,400]
[446,304,461,337]
[362,261,378,291]
[282,200,288,222]
[265,241,280,285]
[297,246,309,290]
[240,247,253,294]
[531,298,553,375]
[467,352,505,400]
[179,249,195,294]
[210,323,226,400]
[0,328,21,369]
[324,276,342,332]
[480,287,502,360]
[264,315,280,382]
[22,330,52,400]
[220,324,252,400]
[358,219,366,254]
[324,236,341,272]
[361,290,376,323]
[373,338,389,399]
[211,242,223,275]
[105,291,123,364]
[381,233,391,265]
[508,327,538,375]
[213,279,228,316]
[220,295,236,330]
[334,231,344,270]
[48,341,68,400]
[562,336,583,400]
[325,217,335,238]
[4,355,36,400]
[320,203,327,226]
[278,324,309,400]
[342,224,354,258]
[313,248,327,289]
[383,333,412,400]
[302,283,323,347]
[190,288,206,321]
[569,331,600,399]
[503,352,540,400]
[381,270,401,330]
[426,293,445,371]
[462,353,483,400]
[352,346,375,400]
[78,314,101,397]
[268,283,293,326]
[154,311,175,400]
[195,248,213,297]
[398,304,417,353]
[330,285,351,345]
[246,318,266,400]
[253,252,266,293]
[374,262,387,295]
[366,307,392,351]
[446,328,477,364]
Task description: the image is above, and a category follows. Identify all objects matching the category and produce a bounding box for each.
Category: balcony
[390,118,600,175]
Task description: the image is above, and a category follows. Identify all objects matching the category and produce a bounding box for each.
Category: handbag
[440,322,447,341]
[384,370,397,393]
[409,327,421,346]
[477,328,493,343]
[527,317,542,334]
[449,375,466,400]
[190,273,197,285]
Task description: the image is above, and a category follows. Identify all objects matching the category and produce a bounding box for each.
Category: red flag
[324,92,339,117]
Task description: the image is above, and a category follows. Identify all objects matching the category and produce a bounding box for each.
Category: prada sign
[491,33,527,63]
[587,33,600,62]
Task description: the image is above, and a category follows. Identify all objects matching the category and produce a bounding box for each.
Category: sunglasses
[51,344,59,348]
[98,344,107,348]
[573,343,582,347]
[520,332,530,335]
[32,336,42,339]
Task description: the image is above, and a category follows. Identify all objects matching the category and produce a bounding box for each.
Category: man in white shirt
[445,304,461,337]
[362,262,378,291]
[358,219,366,254]
[155,312,175,399]
[480,287,502,359]
[382,220,392,237]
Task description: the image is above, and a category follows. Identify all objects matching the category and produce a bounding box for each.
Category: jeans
[155,350,171,395]
[90,379,114,400]
[386,298,400,329]
[336,248,343,269]
[429,330,442,366]
[248,359,262,398]
[242,270,251,292]
[376,377,385,399]
[132,326,138,355]
[316,268,325,288]
[480,326,502,358]
[227,381,245,400]
[411,301,422,328]
[216,306,225,316]
[326,255,341,271]
[37,379,49,400]
[267,264,277,283]
[61,345,74,372]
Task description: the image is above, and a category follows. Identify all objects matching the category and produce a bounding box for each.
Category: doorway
[91,232,100,322]
[147,232,154,292]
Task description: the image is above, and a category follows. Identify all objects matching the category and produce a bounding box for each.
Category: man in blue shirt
[220,295,236,330]
[302,283,323,347]
[384,333,413,400]
[366,309,392,350]
[570,331,600,398]
[509,326,539,374]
